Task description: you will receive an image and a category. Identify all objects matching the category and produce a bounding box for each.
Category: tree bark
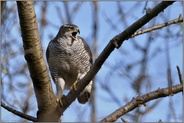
[17,1,61,121]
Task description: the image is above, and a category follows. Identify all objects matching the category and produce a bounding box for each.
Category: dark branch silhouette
[177,65,183,85]
[1,102,37,122]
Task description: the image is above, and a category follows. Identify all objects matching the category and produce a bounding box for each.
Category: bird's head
[57,24,80,40]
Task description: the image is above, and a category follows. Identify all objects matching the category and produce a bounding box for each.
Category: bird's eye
[67,28,72,31]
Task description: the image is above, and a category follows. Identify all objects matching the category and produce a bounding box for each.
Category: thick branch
[1,102,37,122]
[100,84,183,122]
[17,2,60,121]
[58,1,175,113]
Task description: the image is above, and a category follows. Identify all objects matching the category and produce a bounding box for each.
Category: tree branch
[131,14,183,38]
[17,2,60,121]
[100,84,183,122]
[1,101,37,122]
[58,0,175,114]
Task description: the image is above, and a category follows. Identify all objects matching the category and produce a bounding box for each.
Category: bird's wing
[46,46,49,62]
[46,41,52,62]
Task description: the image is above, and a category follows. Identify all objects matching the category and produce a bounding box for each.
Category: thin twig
[158,119,163,123]
[176,65,183,85]
[1,101,37,122]
[121,117,129,123]
[131,14,183,38]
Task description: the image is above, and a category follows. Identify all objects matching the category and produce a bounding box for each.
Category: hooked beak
[71,28,80,40]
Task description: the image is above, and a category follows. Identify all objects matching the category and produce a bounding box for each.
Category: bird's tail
[77,91,91,104]
[77,81,92,104]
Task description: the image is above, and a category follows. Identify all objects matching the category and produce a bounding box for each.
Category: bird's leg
[57,95,64,108]
[70,73,86,91]
[56,78,65,107]
[70,78,79,91]
[56,93,64,107]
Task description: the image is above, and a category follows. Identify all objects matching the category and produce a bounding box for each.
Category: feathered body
[46,24,92,104]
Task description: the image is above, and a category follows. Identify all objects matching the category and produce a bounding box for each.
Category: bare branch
[177,65,183,85]
[131,14,183,38]
[1,102,37,122]
[100,84,183,122]
[121,117,129,123]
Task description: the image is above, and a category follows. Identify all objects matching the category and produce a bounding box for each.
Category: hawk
[46,24,93,104]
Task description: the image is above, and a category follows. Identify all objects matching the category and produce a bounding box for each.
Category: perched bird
[46,24,93,104]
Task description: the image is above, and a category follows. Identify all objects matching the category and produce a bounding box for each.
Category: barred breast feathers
[47,36,92,73]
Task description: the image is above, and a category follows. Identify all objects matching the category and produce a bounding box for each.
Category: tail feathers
[77,81,92,104]
[77,91,90,104]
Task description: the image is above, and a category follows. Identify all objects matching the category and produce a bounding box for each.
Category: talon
[57,95,64,107]
[70,82,77,90]
[70,80,78,90]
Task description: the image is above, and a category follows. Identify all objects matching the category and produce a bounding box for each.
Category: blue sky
[1,1,183,122]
